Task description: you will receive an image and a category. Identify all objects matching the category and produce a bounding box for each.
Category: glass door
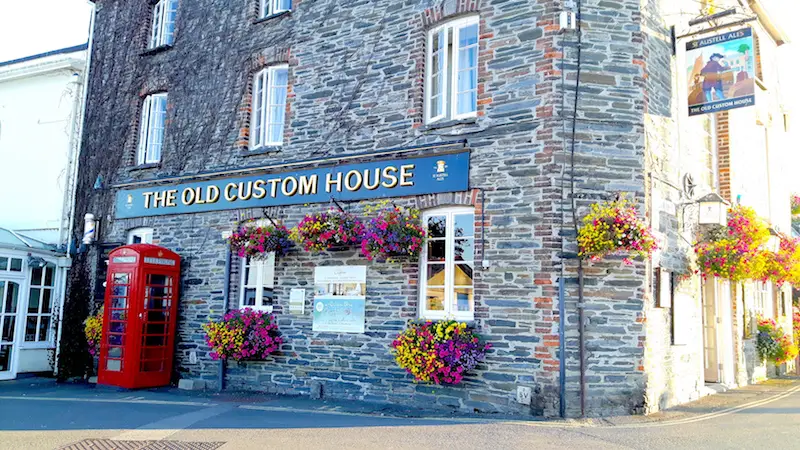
[139,273,173,380]
[0,281,20,380]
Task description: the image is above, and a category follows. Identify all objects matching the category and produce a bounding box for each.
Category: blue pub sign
[115,151,470,219]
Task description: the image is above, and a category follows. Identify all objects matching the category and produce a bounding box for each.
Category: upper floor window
[260,0,291,18]
[137,93,167,165]
[25,263,56,343]
[127,227,154,244]
[425,16,479,124]
[251,65,288,149]
[150,0,178,48]
[240,253,276,312]
[419,207,475,320]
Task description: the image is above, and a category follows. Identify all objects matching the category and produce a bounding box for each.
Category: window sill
[420,117,478,131]
[141,44,173,56]
[129,163,161,172]
[19,342,56,350]
[253,10,291,25]
[241,146,282,157]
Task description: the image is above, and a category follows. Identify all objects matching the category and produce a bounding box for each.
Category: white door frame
[0,270,27,381]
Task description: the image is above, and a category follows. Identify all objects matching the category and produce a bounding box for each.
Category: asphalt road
[1,380,799,450]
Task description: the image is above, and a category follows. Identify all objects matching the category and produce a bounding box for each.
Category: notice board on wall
[312,266,366,333]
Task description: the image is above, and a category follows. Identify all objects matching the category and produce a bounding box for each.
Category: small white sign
[289,288,306,315]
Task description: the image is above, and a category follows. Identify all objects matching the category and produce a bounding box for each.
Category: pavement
[0,377,799,449]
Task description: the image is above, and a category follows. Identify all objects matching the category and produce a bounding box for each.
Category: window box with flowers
[290,209,365,253]
[203,308,283,361]
[577,198,657,264]
[361,201,425,262]
[391,320,490,385]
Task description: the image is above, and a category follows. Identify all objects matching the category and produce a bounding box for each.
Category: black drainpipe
[217,246,231,392]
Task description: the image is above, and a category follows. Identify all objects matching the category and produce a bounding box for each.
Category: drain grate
[59,439,226,450]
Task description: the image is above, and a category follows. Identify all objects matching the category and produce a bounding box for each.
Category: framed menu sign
[312,266,367,333]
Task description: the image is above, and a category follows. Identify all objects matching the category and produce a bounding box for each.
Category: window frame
[149,0,178,49]
[137,93,168,165]
[239,254,276,312]
[24,263,56,345]
[259,0,292,19]
[424,15,480,124]
[250,64,289,149]
[419,206,476,321]
[127,227,154,244]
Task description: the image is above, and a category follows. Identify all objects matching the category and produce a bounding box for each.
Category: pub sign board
[685,28,756,116]
[115,152,470,219]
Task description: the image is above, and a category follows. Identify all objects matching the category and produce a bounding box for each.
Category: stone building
[63,0,793,417]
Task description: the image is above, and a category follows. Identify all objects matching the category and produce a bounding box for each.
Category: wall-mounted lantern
[697,193,729,226]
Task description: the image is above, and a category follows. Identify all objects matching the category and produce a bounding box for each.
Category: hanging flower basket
[203,308,283,361]
[84,307,103,358]
[392,320,490,385]
[577,198,657,264]
[791,194,800,216]
[695,205,770,281]
[756,317,798,365]
[760,235,800,286]
[361,202,425,261]
[290,209,365,253]
[228,222,294,258]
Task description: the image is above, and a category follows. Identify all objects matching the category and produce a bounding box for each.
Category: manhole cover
[60,439,225,450]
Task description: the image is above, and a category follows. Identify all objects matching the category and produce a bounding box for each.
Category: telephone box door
[136,271,177,387]
[99,270,136,387]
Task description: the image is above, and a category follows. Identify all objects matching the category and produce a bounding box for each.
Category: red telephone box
[98,244,180,389]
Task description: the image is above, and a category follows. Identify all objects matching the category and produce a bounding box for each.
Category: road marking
[238,404,581,427]
[113,405,234,441]
[0,395,218,407]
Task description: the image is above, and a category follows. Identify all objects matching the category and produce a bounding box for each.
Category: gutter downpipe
[218,246,232,391]
[55,1,95,377]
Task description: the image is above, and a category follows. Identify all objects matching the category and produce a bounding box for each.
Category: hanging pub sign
[312,266,367,333]
[686,28,756,116]
[115,152,469,219]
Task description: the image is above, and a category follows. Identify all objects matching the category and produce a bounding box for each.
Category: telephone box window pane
[108,334,123,346]
[112,298,127,309]
[110,322,126,333]
[148,311,168,322]
[9,259,22,272]
[25,317,37,341]
[113,273,129,285]
[147,298,166,310]
[149,286,168,298]
[112,286,128,297]
[145,335,165,346]
[142,347,165,360]
[145,323,166,335]
[111,310,127,321]
[106,359,121,371]
[150,274,169,286]
[108,347,123,358]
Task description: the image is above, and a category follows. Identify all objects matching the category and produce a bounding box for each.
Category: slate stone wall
[68,0,695,418]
